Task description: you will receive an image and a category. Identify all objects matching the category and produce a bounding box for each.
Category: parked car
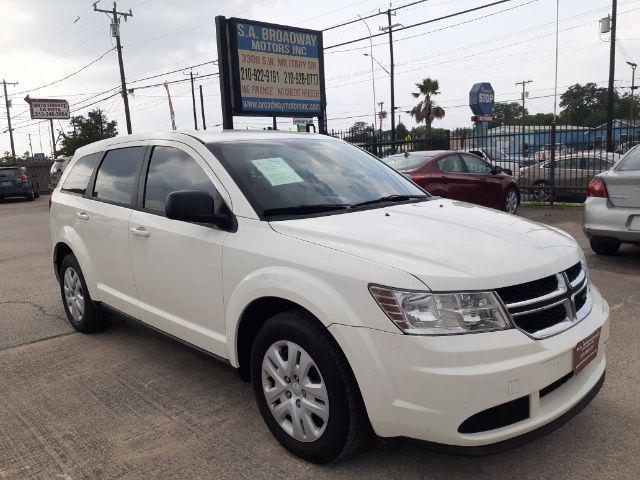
[0,166,40,201]
[383,150,520,214]
[584,145,640,254]
[50,131,608,463]
[49,156,71,189]
[519,154,616,201]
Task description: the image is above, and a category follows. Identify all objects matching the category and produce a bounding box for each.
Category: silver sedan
[583,146,640,254]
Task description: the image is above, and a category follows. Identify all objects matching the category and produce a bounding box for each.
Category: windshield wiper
[263,203,350,217]
[351,194,429,208]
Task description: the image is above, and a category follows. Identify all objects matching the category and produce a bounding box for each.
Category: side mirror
[165,190,232,229]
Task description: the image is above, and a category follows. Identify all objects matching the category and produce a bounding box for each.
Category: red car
[383,150,520,214]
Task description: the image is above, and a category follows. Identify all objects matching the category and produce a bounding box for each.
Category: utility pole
[606,0,617,152]
[515,80,532,156]
[378,101,384,132]
[187,70,198,130]
[627,61,637,126]
[199,84,206,130]
[28,134,33,158]
[94,1,133,134]
[380,9,399,147]
[2,79,18,159]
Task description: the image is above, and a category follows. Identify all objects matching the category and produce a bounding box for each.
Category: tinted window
[581,157,612,171]
[384,153,435,171]
[555,158,580,169]
[437,155,464,173]
[144,146,217,213]
[0,168,21,179]
[93,147,144,205]
[618,147,640,171]
[61,152,102,194]
[209,138,426,218]
[461,154,493,174]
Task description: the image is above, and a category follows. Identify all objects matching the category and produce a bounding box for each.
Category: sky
[1,0,639,157]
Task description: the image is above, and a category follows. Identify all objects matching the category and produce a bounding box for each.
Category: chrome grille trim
[496,262,591,340]
[503,274,567,310]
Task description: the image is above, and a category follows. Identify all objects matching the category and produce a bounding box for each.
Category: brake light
[18,174,28,182]
[411,174,426,183]
[587,178,608,198]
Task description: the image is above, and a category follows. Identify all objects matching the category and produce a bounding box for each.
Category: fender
[225,266,363,368]
[54,226,101,301]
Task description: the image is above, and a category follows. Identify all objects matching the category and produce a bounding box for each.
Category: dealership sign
[24,96,70,119]
[216,16,327,131]
[469,83,495,116]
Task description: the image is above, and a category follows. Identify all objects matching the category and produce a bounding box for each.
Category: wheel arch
[52,229,100,300]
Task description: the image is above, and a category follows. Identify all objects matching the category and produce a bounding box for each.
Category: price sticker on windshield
[252,157,303,186]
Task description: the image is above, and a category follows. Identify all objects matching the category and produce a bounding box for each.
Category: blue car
[0,166,40,201]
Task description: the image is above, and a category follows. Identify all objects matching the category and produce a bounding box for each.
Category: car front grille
[496,261,591,339]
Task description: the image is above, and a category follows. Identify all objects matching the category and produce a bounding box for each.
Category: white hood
[270,199,582,291]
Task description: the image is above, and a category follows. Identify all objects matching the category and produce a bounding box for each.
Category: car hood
[269,199,581,291]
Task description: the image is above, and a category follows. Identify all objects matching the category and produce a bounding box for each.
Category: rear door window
[143,146,217,214]
[93,147,145,205]
[617,147,640,171]
[61,152,102,195]
[461,154,493,174]
[437,155,465,173]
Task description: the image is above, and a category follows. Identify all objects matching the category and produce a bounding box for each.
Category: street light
[358,14,378,133]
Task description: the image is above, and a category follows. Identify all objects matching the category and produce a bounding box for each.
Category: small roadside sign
[293,118,314,125]
[24,96,70,120]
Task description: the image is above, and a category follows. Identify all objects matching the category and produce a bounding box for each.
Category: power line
[325,0,528,49]
[13,48,115,96]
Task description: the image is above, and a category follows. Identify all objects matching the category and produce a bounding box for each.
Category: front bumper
[329,284,609,448]
[583,197,640,243]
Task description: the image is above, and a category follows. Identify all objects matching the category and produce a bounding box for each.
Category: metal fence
[1,159,54,193]
[334,122,640,204]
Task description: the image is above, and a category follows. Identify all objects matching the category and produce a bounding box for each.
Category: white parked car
[584,145,640,254]
[50,131,608,463]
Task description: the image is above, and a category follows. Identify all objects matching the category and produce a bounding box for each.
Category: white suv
[50,131,608,463]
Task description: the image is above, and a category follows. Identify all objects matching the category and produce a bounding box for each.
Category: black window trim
[459,153,493,175]
[87,144,149,208]
[135,143,237,232]
[58,151,106,198]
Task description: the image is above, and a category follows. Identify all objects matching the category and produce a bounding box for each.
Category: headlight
[369,285,511,335]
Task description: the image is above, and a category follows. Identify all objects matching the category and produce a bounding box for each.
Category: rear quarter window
[617,147,640,171]
[61,152,102,195]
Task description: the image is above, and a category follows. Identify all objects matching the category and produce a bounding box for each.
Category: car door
[84,144,147,317]
[418,154,466,199]
[459,153,502,208]
[128,142,231,357]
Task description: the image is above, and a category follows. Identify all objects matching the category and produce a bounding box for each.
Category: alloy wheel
[261,340,329,442]
[506,190,519,214]
[63,267,85,322]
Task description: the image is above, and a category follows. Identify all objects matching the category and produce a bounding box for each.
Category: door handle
[130,226,150,238]
[76,211,89,221]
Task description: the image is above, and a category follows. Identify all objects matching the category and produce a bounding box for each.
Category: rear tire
[251,310,369,463]
[27,187,35,201]
[59,254,109,333]
[590,237,620,255]
[34,183,40,198]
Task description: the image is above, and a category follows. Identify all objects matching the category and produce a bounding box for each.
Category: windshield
[617,146,640,171]
[383,153,435,171]
[208,138,428,218]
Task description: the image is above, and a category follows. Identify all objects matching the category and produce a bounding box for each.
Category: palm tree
[410,78,445,136]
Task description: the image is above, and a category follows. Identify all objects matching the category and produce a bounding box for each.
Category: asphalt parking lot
[1,196,639,480]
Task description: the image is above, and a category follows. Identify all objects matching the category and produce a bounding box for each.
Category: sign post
[469,83,495,147]
[24,96,70,159]
[215,16,326,133]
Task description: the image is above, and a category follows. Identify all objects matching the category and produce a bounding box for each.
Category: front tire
[590,237,620,255]
[504,187,519,214]
[533,180,550,202]
[251,310,369,463]
[59,254,109,332]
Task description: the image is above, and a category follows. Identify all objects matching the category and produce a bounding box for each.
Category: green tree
[559,83,613,127]
[489,102,527,128]
[395,122,409,139]
[59,109,118,157]
[410,78,445,136]
[344,121,375,143]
